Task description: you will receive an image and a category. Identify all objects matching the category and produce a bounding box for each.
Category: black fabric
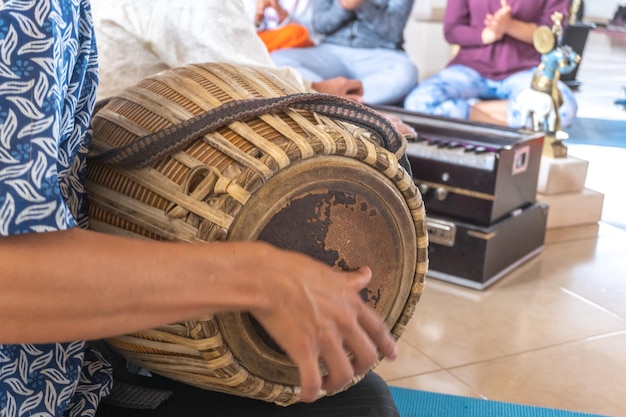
[92,340,399,417]
[102,381,172,410]
[96,372,399,417]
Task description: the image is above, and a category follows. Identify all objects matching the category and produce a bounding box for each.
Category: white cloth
[91,0,309,99]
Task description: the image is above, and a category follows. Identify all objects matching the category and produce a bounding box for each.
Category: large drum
[86,63,428,406]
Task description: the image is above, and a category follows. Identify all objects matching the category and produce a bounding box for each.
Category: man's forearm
[0,226,398,401]
[0,228,268,344]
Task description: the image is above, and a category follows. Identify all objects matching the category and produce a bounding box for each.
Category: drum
[86,63,428,406]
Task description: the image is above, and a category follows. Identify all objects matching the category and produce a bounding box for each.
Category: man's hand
[312,77,364,103]
[249,247,397,402]
[380,112,417,140]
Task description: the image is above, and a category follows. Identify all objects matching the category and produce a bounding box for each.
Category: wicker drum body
[86,63,428,405]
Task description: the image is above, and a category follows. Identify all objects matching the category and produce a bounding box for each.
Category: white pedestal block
[537,188,604,229]
[537,156,589,195]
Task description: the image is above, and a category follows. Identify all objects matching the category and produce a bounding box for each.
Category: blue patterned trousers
[403,65,578,128]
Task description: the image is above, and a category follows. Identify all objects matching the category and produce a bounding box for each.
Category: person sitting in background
[403,0,578,128]
[244,0,320,52]
[93,0,361,101]
[270,0,418,106]
[92,0,416,137]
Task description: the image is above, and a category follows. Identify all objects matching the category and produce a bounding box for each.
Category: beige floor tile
[401,267,626,368]
[388,370,483,399]
[448,331,626,417]
[595,222,626,237]
[544,222,601,245]
[524,232,623,282]
[534,232,626,319]
[574,33,626,121]
[375,339,441,381]
[543,218,625,245]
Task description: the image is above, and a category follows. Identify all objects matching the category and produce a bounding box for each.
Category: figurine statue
[569,0,584,24]
[516,12,581,158]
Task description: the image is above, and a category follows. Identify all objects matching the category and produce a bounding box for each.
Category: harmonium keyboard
[373,106,545,226]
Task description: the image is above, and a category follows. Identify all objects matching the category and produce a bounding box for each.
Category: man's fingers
[345,94,364,103]
[319,306,394,393]
[344,326,379,376]
[320,337,355,394]
[346,79,364,95]
[294,351,323,402]
[252,259,395,402]
[358,304,398,361]
[343,266,397,359]
[381,112,417,139]
[345,266,372,292]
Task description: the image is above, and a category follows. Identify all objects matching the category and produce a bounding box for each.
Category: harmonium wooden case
[426,202,548,290]
[374,106,545,226]
[372,106,547,289]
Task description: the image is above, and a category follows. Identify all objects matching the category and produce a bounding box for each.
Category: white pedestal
[537,188,605,229]
[537,156,589,195]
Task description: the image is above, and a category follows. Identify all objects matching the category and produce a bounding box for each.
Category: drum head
[220,155,417,385]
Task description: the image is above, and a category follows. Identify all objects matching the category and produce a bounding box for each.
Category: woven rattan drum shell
[86,63,428,406]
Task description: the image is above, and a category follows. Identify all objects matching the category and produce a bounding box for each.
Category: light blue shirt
[312,0,415,50]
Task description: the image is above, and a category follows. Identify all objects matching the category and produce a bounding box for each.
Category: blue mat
[389,387,611,417]
[564,117,626,148]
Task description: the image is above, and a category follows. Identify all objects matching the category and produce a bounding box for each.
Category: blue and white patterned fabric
[0,0,112,416]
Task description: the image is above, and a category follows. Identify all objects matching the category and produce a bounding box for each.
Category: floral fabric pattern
[0,0,112,416]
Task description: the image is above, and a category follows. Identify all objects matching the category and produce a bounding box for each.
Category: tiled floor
[377,29,626,417]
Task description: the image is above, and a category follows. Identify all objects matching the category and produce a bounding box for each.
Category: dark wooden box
[425,202,548,290]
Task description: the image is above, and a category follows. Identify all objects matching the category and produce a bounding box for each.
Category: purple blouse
[444,0,570,80]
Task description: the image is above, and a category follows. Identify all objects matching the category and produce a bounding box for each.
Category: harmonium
[373,106,548,290]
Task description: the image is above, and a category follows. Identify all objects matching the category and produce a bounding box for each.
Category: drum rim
[219,155,418,385]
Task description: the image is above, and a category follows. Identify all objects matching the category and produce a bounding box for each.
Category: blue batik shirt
[0,0,113,416]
